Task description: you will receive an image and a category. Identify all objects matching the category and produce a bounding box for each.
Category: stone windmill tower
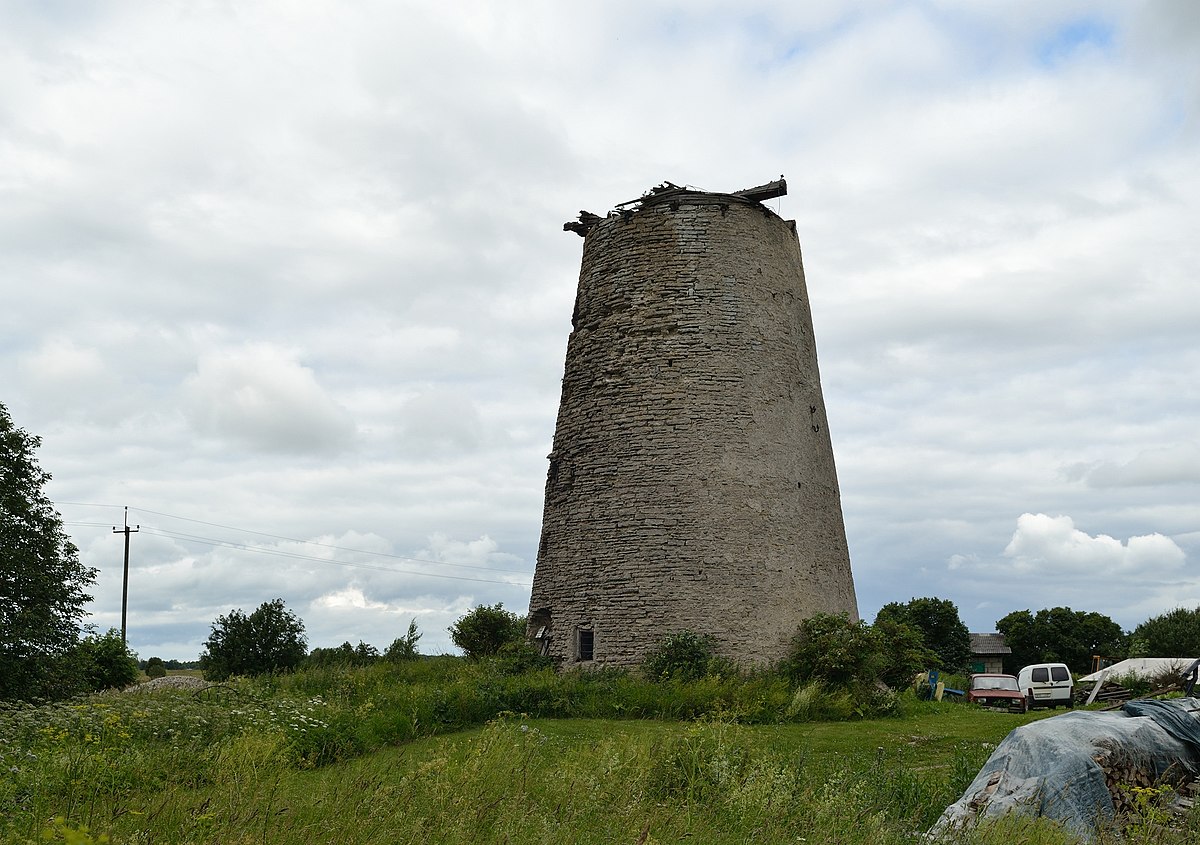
[528,178,858,668]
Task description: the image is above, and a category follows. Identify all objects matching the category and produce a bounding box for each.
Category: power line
[145,524,529,576]
[58,501,527,574]
[135,526,530,586]
[56,501,533,586]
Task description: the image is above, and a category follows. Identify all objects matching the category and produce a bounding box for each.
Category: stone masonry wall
[528,190,858,669]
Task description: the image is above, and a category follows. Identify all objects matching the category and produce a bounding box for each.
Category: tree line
[196,599,532,681]
[847,599,1200,678]
[997,606,1200,675]
[182,594,1200,687]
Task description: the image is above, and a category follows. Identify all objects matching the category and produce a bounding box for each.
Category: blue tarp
[930,697,1200,841]
[1121,698,1200,759]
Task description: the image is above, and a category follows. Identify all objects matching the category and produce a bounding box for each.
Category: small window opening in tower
[577,628,595,662]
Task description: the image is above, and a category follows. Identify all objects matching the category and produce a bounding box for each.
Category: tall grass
[2,659,1186,844]
[0,658,798,839]
[4,713,1087,845]
[253,658,798,764]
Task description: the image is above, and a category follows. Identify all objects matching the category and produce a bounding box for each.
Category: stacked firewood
[1093,744,1197,824]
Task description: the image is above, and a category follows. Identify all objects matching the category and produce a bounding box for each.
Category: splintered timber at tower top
[528,178,858,669]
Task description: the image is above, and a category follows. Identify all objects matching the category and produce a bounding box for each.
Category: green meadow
[0,660,1189,845]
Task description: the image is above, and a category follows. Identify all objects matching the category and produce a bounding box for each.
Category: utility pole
[113,507,140,646]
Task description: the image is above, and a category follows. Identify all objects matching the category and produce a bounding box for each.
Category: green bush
[1106,670,1162,698]
[306,641,380,668]
[383,620,422,661]
[876,597,972,673]
[778,614,913,719]
[69,629,139,692]
[448,604,526,659]
[785,680,853,722]
[782,613,882,688]
[489,637,554,675]
[200,598,307,681]
[641,630,720,681]
[144,657,167,679]
[873,618,936,688]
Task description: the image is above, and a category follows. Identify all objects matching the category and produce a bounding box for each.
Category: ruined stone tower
[528,179,858,669]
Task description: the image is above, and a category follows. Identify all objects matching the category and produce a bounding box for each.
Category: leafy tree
[0,402,97,701]
[873,617,937,688]
[995,609,1037,671]
[199,598,307,681]
[144,656,168,679]
[782,612,936,693]
[782,612,884,688]
[448,603,525,659]
[1130,607,1200,658]
[1069,609,1127,667]
[996,607,1126,674]
[642,630,720,681]
[307,640,379,668]
[70,628,140,691]
[384,619,422,661]
[875,597,971,672]
[162,658,200,670]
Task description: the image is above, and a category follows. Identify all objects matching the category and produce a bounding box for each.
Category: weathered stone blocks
[528,187,858,669]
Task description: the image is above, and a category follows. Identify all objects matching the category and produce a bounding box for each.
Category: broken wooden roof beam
[613,181,685,211]
[565,177,788,235]
[563,210,602,237]
[731,177,787,203]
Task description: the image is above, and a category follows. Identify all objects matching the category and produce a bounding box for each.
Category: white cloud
[947,554,976,571]
[20,337,105,383]
[1083,444,1200,487]
[15,337,114,418]
[182,343,354,454]
[2,2,1198,655]
[414,533,527,578]
[312,587,390,613]
[396,390,485,456]
[1002,512,1185,576]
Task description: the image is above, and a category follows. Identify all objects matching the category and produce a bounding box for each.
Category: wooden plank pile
[1078,681,1134,706]
[1097,683,1181,712]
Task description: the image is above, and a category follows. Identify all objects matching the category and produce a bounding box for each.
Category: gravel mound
[127,675,213,693]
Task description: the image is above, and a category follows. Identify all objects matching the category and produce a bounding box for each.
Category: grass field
[0,662,1188,844]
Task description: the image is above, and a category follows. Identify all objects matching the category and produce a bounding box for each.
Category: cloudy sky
[3,1,1197,660]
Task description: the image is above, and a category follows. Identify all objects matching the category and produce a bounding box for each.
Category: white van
[1018,662,1074,709]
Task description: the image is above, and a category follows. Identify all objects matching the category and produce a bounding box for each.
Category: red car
[966,673,1028,713]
